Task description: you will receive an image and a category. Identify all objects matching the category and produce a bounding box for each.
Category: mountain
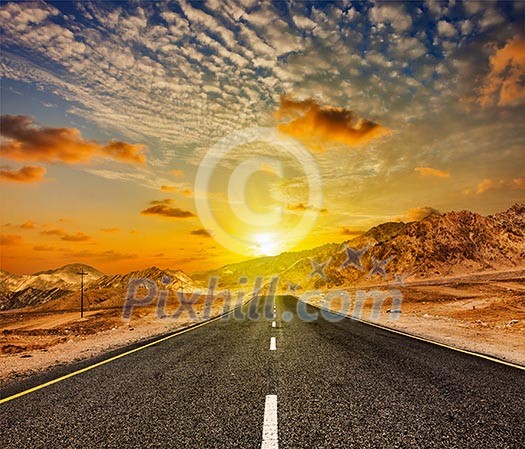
[0,264,104,310]
[196,203,525,290]
[192,220,409,289]
[192,243,340,288]
[88,266,196,291]
[319,203,525,286]
[0,265,199,311]
[1,204,523,309]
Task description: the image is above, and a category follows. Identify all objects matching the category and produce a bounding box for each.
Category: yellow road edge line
[0,313,226,405]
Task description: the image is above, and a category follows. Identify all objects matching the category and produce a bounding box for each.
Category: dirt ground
[306,269,525,366]
[0,294,231,385]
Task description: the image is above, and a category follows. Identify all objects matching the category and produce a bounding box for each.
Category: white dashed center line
[270,337,276,350]
[272,321,276,328]
[261,395,278,449]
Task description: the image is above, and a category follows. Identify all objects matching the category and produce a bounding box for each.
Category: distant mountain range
[88,266,195,291]
[195,203,525,289]
[0,264,104,310]
[0,265,197,311]
[1,203,523,310]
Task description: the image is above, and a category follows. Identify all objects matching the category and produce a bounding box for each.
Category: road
[1,295,524,448]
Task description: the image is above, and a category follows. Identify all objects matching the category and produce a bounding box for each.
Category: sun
[252,233,281,256]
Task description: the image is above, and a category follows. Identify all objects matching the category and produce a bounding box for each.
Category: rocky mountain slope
[32,267,200,312]
[0,265,198,311]
[197,203,525,290]
[1,204,523,309]
[0,263,103,292]
[0,264,103,310]
[88,266,196,291]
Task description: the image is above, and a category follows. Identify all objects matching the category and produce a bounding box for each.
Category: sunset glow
[1,1,524,275]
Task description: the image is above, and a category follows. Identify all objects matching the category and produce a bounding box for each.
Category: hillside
[0,264,103,310]
[88,266,196,291]
[0,265,199,311]
[195,204,525,290]
[1,204,523,310]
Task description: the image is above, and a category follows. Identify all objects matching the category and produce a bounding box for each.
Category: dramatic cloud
[190,228,212,237]
[476,178,525,194]
[0,234,23,245]
[414,167,450,178]
[0,1,523,273]
[0,164,46,183]
[0,115,147,164]
[477,36,525,107]
[275,96,390,151]
[141,199,195,218]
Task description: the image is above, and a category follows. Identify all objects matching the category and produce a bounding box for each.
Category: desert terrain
[304,269,525,366]
[1,269,524,385]
[0,293,231,384]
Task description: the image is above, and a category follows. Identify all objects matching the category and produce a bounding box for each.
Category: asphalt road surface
[1,295,524,448]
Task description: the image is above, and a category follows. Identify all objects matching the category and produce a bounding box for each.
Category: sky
[1,0,524,275]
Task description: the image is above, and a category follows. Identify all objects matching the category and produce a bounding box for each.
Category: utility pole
[78,267,88,318]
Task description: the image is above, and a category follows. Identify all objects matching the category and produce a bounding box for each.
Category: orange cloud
[477,36,525,107]
[190,228,212,237]
[0,234,23,245]
[161,185,192,196]
[414,167,450,178]
[476,178,525,194]
[141,199,195,219]
[40,228,91,242]
[102,141,147,164]
[150,199,173,205]
[0,115,147,164]
[275,96,390,151]
[19,220,37,230]
[0,165,46,183]
[61,232,91,242]
[41,228,66,237]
